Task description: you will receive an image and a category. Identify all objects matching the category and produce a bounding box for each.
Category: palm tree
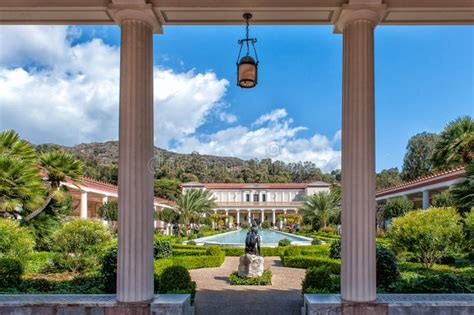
[451,162,474,214]
[299,190,340,229]
[175,188,216,234]
[0,130,45,218]
[432,116,474,169]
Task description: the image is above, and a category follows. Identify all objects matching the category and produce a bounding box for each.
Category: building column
[248,209,252,223]
[109,5,161,303]
[225,209,229,227]
[80,191,88,219]
[283,209,287,224]
[236,209,240,226]
[336,4,385,303]
[422,190,430,209]
[261,209,265,223]
[272,209,276,227]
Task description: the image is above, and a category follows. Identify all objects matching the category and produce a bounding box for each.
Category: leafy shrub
[187,233,197,240]
[187,241,196,245]
[465,209,474,251]
[431,190,455,208]
[19,278,56,293]
[283,246,301,257]
[205,246,222,257]
[173,249,206,256]
[260,247,281,256]
[158,265,195,294]
[24,251,51,274]
[284,256,340,273]
[240,222,250,230]
[389,208,463,268]
[381,197,414,220]
[329,239,341,259]
[155,254,225,272]
[261,221,271,229]
[154,239,173,259]
[278,238,291,247]
[98,201,118,222]
[0,257,23,289]
[100,246,117,293]
[223,247,245,256]
[54,274,104,294]
[376,245,400,290]
[0,218,34,258]
[52,219,112,272]
[229,269,272,285]
[311,238,322,245]
[319,226,337,234]
[302,265,337,293]
[397,273,470,293]
[438,256,456,265]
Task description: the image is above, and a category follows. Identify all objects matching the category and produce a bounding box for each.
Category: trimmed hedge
[0,257,23,289]
[158,265,196,300]
[283,256,340,273]
[154,239,173,259]
[155,254,225,273]
[302,265,339,293]
[173,249,208,256]
[229,269,272,285]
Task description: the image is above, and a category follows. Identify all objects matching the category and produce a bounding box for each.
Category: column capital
[333,3,386,33]
[108,3,162,33]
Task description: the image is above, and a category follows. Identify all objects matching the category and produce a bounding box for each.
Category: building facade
[182,181,331,227]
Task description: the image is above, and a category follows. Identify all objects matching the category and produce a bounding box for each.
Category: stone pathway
[189,256,305,315]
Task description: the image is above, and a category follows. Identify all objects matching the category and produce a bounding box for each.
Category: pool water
[192,229,312,246]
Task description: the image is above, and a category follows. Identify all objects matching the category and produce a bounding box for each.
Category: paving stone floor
[189,256,305,315]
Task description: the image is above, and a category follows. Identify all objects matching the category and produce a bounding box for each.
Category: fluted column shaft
[117,19,154,303]
[341,18,377,302]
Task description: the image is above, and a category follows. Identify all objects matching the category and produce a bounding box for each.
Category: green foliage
[464,209,474,251]
[173,248,207,256]
[176,189,217,230]
[278,238,291,247]
[52,219,112,271]
[240,222,250,229]
[282,246,301,262]
[205,246,222,257]
[395,273,473,293]
[380,197,414,221]
[39,151,83,189]
[376,168,402,190]
[376,245,400,290]
[229,269,272,285]
[157,207,179,225]
[401,132,439,181]
[261,221,271,229]
[299,190,340,229]
[319,226,337,234]
[283,256,340,273]
[311,238,323,245]
[158,265,196,295]
[154,253,225,272]
[154,178,182,200]
[100,246,117,293]
[302,265,338,293]
[389,208,463,268]
[0,218,34,258]
[329,239,341,259]
[154,239,173,259]
[452,162,474,214]
[431,190,456,208]
[432,116,474,169]
[0,257,23,289]
[24,251,51,274]
[98,201,118,222]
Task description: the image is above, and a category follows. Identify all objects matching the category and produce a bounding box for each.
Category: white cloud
[0,26,341,172]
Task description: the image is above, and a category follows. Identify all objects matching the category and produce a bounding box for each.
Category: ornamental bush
[464,209,474,251]
[283,256,340,273]
[154,239,173,259]
[240,222,250,230]
[0,257,23,289]
[388,207,463,268]
[302,265,337,293]
[376,245,400,290]
[311,238,323,245]
[52,219,112,271]
[261,221,271,229]
[158,265,196,295]
[100,246,117,293]
[329,239,341,259]
[205,246,222,257]
[0,218,34,258]
[229,269,272,285]
[381,197,414,220]
[278,238,291,247]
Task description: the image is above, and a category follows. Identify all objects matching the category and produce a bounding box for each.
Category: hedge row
[283,256,341,273]
[172,245,283,257]
[155,254,225,273]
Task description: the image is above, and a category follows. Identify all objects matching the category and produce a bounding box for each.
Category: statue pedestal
[238,254,264,278]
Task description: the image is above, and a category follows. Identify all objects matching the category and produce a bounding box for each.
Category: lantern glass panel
[238,62,257,88]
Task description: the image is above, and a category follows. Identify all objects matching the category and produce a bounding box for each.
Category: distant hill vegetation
[36,141,340,185]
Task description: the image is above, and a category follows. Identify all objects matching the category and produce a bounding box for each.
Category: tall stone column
[422,190,430,209]
[108,4,161,303]
[272,209,276,226]
[80,191,88,218]
[336,4,385,303]
[236,209,240,226]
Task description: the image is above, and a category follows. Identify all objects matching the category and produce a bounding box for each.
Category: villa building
[182,181,331,227]
[376,166,466,209]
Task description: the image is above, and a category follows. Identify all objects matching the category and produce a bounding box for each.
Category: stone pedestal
[238,254,264,278]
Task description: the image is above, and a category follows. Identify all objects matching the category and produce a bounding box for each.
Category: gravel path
[189,256,305,315]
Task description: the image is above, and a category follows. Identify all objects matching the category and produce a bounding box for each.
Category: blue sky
[0,25,472,172]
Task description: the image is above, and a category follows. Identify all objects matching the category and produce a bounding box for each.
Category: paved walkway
[189,256,305,315]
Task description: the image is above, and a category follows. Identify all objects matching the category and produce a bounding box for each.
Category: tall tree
[451,162,474,214]
[154,178,182,200]
[432,116,474,169]
[299,190,340,229]
[175,189,216,234]
[401,132,439,181]
[376,168,402,190]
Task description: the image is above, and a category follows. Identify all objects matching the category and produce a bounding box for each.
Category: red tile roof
[376,166,466,195]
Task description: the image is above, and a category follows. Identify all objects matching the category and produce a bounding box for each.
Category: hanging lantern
[236,13,259,88]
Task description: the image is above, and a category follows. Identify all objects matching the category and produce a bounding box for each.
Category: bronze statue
[245,219,261,256]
